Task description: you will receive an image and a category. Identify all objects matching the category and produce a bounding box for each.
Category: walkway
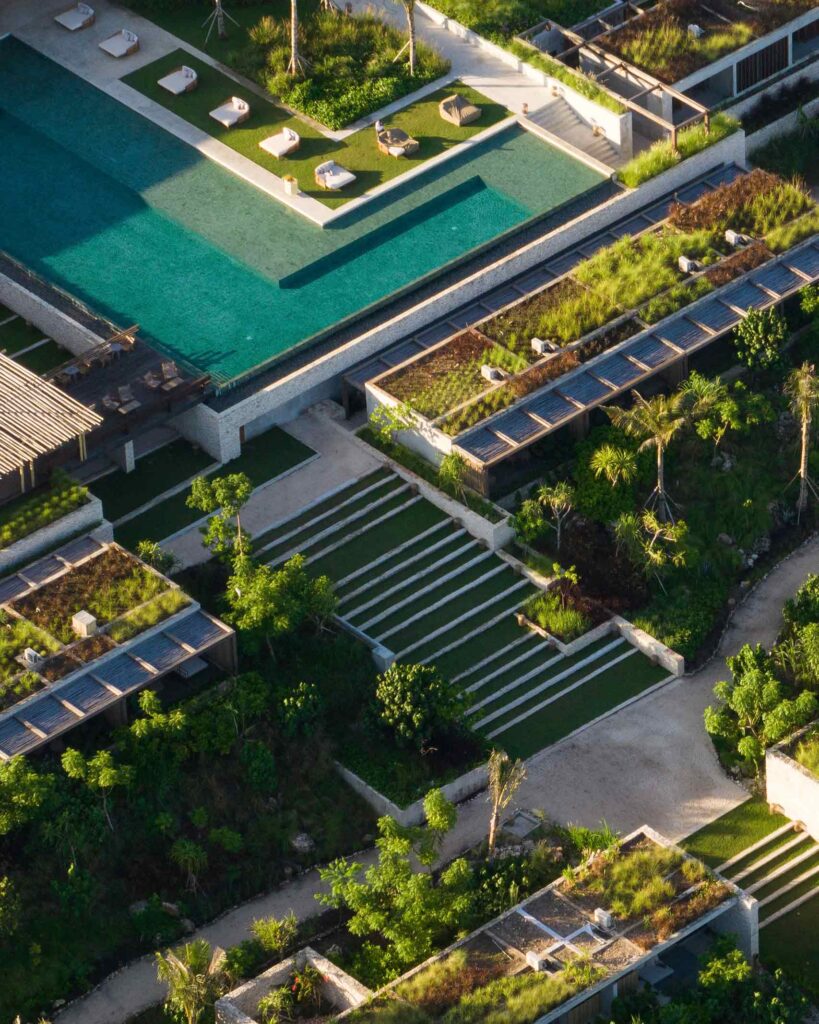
[55,460,819,1024]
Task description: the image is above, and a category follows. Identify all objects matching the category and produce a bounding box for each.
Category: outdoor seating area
[53,2,94,32]
[157,65,198,96]
[314,159,357,190]
[98,29,139,59]
[259,126,300,159]
[375,122,419,158]
[439,93,482,127]
[209,96,250,129]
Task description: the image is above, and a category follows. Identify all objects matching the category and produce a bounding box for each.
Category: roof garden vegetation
[794,728,819,776]
[0,471,89,549]
[617,112,739,188]
[600,0,815,83]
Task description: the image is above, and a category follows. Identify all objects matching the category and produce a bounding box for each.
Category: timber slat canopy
[0,352,102,476]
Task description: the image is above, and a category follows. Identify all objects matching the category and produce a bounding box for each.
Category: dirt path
[56,537,819,1024]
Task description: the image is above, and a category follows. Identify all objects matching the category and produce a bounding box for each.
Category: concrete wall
[0,497,104,574]
[709,891,759,960]
[0,272,102,357]
[612,616,685,676]
[766,729,819,842]
[336,759,489,826]
[184,129,746,459]
[725,58,819,122]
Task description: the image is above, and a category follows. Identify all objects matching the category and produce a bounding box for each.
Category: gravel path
[55,537,819,1024]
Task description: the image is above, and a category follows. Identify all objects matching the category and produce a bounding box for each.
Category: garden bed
[0,472,89,549]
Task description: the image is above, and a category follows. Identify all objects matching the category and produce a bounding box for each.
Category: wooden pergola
[0,352,102,492]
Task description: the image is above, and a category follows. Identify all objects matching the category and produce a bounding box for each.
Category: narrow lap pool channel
[0,37,609,385]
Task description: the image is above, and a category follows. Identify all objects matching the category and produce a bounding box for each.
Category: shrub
[795,731,819,777]
[0,472,89,548]
[618,113,739,189]
[505,40,624,113]
[108,589,190,643]
[784,574,819,629]
[375,663,467,748]
[733,307,787,372]
[523,591,590,642]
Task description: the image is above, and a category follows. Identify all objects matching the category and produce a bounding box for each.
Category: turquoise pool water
[0,38,608,385]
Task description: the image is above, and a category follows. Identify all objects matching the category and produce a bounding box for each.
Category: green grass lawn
[681,797,787,869]
[15,340,69,375]
[90,439,216,522]
[122,52,507,209]
[0,315,46,354]
[761,887,819,998]
[115,427,314,548]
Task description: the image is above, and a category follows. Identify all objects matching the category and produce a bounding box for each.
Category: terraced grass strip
[683,798,789,871]
[424,607,531,675]
[397,579,530,660]
[762,879,819,928]
[468,649,569,717]
[759,861,819,910]
[492,656,670,758]
[716,821,797,876]
[746,843,819,896]
[730,832,811,886]
[453,633,536,685]
[306,493,424,567]
[338,525,460,601]
[475,638,627,731]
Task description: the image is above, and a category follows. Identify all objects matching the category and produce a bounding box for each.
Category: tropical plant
[535,482,575,551]
[251,911,298,959]
[438,452,468,502]
[589,442,637,489]
[187,472,253,561]
[155,939,226,1024]
[614,510,688,591]
[375,663,467,749]
[606,391,688,521]
[733,307,786,373]
[784,362,819,518]
[487,750,526,858]
[61,749,133,832]
[287,0,306,75]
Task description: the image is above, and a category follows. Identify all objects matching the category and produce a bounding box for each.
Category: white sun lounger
[54,2,95,31]
[158,65,198,96]
[209,97,250,129]
[259,127,300,158]
[99,29,139,58]
[314,160,357,191]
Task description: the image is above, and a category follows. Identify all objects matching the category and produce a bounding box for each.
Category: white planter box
[0,496,106,574]
[767,725,819,842]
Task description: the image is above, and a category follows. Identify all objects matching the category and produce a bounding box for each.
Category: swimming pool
[0,37,609,386]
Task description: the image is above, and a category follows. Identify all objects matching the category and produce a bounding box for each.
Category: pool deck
[0,0,579,226]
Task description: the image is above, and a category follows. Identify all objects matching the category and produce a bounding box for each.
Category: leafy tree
[0,876,21,940]
[801,282,819,317]
[536,482,575,552]
[0,757,53,836]
[60,749,133,832]
[733,307,786,372]
[136,539,180,577]
[375,663,467,748]
[226,554,336,655]
[784,361,819,518]
[614,510,688,592]
[438,452,468,502]
[606,391,687,521]
[155,939,226,1024]
[589,442,637,488]
[704,643,818,769]
[316,790,470,984]
[251,911,298,959]
[281,681,323,737]
[187,472,253,561]
[370,401,413,445]
[487,750,526,859]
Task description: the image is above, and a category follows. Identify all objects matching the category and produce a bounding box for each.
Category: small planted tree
[733,307,786,373]
[487,750,526,859]
[155,939,226,1024]
[375,663,467,749]
[251,911,298,960]
[438,452,468,502]
[394,0,417,75]
[614,510,687,592]
[536,482,575,552]
[784,362,819,519]
[61,749,133,832]
[187,472,253,561]
[170,839,209,893]
[589,442,637,488]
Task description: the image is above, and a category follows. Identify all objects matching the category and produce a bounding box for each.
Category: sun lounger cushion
[314,160,356,190]
[377,127,419,158]
[259,127,300,158]
[54,3,95,30]
[209,97,250,129]
[158,65,198,96]
[99,29,139,58]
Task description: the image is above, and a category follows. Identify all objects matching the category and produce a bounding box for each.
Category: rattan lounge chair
[376,126,419,158]
[209,96,250,129]
[439,93,481,127]
[314,160,356,190]
[54,2,95,31]
[259,127,300,158]
[158,65,198,96]
[99,29,139,58]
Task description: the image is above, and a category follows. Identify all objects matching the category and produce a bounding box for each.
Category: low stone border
[0,496,104,574]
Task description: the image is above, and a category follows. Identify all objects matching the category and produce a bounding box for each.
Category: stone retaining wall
[0,497,105,574]
[0,271,102,357]
[767,725,819,842]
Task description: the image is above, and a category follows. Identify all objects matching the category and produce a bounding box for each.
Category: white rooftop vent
[688,23,704,37]
[526,950,558,973]
[23,648,44,669]
[594,907,614,930]
[72,610,98,638]
[531,337,560,356]
[678,255,699,274]
[480,364,507,382]
[725,229,750,247]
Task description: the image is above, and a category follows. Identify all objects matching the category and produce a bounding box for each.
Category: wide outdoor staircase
[525,98,624,169]
[717,822,819,928]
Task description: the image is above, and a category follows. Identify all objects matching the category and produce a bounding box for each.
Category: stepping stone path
[256,470,670,757]
[717,822,819,928]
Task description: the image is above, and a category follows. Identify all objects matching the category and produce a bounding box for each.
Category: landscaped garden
[0,471,90,549]
[752,111,819,186]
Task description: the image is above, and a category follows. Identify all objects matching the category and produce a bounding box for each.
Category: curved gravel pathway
[55,536,819,1024]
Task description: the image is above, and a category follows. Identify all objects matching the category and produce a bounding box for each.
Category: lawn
[122,52,506,209]
[681,797,786,869]
[761,888,819,998]
[90,439,216,523]
[14,339,69,375]
[0,314,46,354]
[115,427,315,549]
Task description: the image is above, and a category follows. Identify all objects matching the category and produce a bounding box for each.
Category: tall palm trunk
[215,0,227,39]
[655,442,671,522]
[287,0,304,75]
[798,406,811,518]
[404,0,416,76]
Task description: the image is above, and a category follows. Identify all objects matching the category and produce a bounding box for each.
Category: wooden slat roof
[0,352,102,476]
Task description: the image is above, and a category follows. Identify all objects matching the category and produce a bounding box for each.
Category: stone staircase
[525,98,624,169]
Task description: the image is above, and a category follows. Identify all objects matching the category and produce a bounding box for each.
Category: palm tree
[287,0,307,76]
[606,391,687,522]
[487,750,526,859]
[155,940,226,1024]
[589,443,637,488]
[536,481,574,551]
[785,362,819,519]
[395,0,417,76]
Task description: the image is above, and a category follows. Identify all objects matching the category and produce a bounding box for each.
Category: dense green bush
[618,113,739,189]
[523,590,590,642]
[633,574,729,663]
[783,574,819,629]
[375,663,467,749]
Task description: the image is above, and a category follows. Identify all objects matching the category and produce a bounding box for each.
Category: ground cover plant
[794,727,819,776]
[0,612,59,686]
[522,589,590,641]
[0,471,89,549]
[617,112,740,188]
